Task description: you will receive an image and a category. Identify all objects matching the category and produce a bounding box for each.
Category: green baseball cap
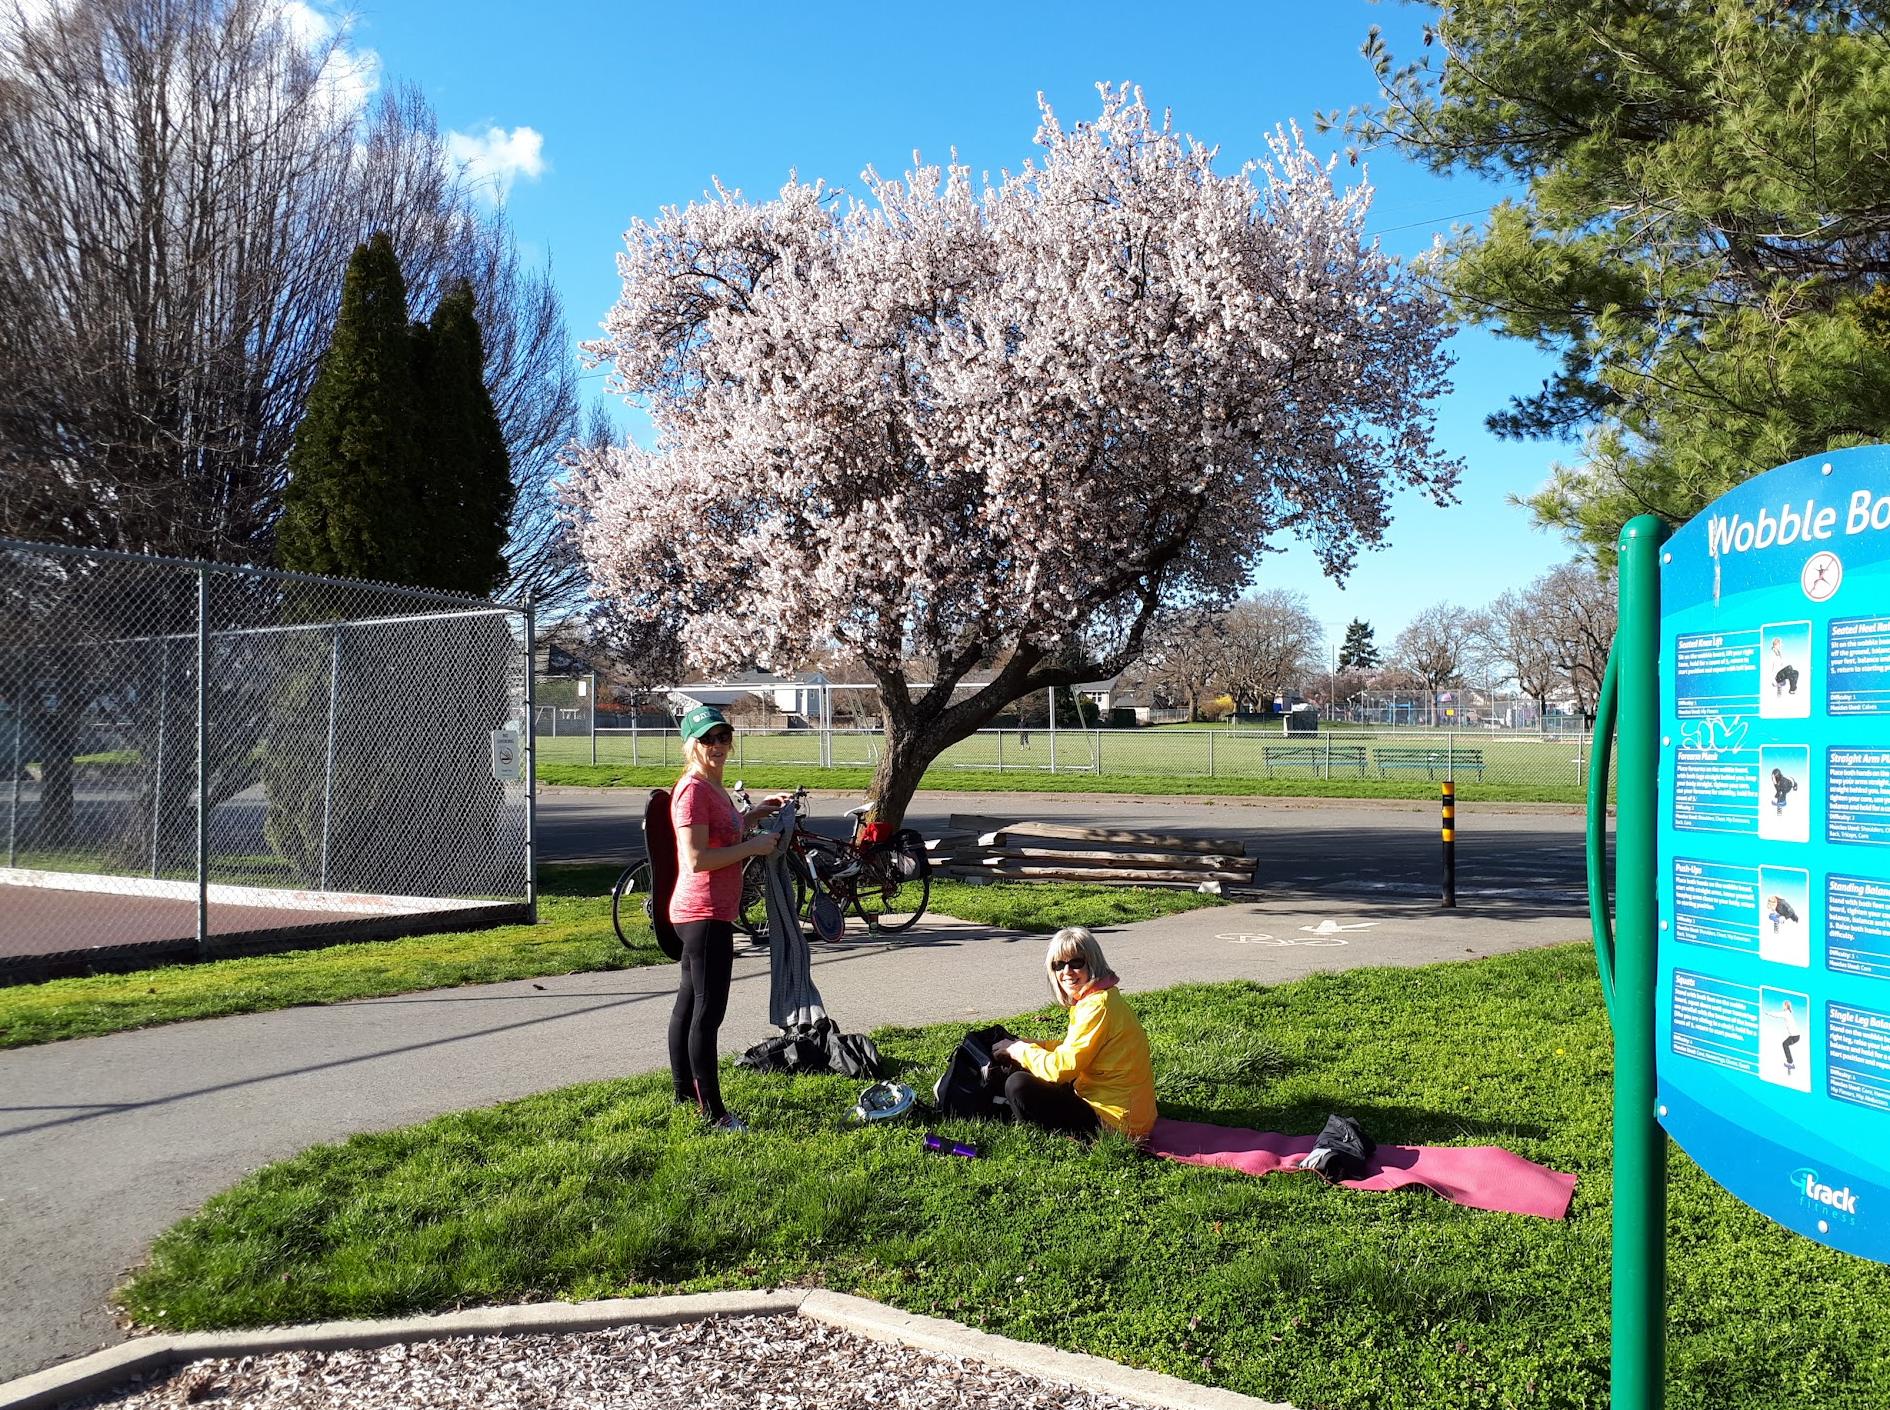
[680,704,731,743]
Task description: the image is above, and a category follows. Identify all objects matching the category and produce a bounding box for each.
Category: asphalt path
[0,791,1606,1387]
[538,786,1602,913]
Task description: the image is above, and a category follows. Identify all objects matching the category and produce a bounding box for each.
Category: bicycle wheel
[611,861,655,949]
[850,848,930,933]
[737,855,805,941]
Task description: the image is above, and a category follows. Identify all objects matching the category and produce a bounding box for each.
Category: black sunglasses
[1051,956,1087,972]
[702,730,734,746]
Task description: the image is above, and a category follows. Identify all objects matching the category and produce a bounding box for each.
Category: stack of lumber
[938,814,1253,891]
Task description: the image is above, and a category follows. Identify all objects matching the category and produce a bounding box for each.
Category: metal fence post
[149,637,168,878]
[319,625,342,890]
[6,707,20,867]
[523,599,537,925]
[195,566,210,959]
[1207,728,1215,779]
[1094,728,1103,776]
[997,728,1004,774]
[1048,686,1058,774]
[588,671,597,766]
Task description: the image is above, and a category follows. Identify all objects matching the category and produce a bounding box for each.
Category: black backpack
[932,1024,1016,1120]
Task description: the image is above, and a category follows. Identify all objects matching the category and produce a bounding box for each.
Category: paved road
[0,792,1604,1386]
[540,786,1601,911]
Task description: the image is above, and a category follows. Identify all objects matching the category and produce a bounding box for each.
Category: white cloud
[276,0,334,48]
[446,125,548,201]
[310,37,380,116]
[275,2,380,116]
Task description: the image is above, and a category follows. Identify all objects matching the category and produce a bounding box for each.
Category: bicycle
[769,785,931,934]
[610,858,655,949]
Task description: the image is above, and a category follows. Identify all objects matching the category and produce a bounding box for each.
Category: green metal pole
[1612,513,1669,1410]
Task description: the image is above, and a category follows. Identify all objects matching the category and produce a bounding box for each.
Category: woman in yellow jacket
[992,926,1156,1140]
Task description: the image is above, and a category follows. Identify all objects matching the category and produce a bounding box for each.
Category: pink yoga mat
[1145,1118,1577,1221]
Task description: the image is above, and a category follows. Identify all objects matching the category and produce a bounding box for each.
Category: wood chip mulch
[60,1315,1158,1409]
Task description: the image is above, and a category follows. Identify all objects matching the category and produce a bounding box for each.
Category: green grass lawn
[116,945,1889,1410]
[538,760,1591,806]
[0,869,1218,1049]
[539,727,1604,800]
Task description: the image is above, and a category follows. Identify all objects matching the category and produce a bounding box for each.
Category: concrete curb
[799,1290,1289,1409]
[0,1290,1290,1410]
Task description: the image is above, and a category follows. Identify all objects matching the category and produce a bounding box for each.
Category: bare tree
[1532,562,1617,722]
[1217,589,1324,713]
[0,0,579,597]
[1393,602,1475,720]
[1125,610,1228,721]
[1473,589,1562,720]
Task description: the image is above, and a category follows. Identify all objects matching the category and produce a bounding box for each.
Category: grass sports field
[535,726,1610,805]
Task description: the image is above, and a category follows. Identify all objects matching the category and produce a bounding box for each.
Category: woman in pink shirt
[668,705,783,1132]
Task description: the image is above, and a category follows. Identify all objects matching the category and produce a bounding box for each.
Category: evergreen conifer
[1339,619,1379,671]
[277,233,424,583]
[416,281,514,596]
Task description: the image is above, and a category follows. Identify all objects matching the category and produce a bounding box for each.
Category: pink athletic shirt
[669,773,744,923]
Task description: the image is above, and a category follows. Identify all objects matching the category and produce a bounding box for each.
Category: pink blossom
[566,84,1459,821]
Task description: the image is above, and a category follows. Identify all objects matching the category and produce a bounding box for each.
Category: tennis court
[3,539,536,982]
[0,870,527,980]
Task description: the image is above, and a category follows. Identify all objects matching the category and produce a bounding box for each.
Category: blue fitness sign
[1657,445,1890,1263]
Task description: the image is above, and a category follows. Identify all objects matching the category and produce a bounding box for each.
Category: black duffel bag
[737,1018,887,1080]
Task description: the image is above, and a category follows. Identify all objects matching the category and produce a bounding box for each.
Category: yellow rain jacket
[1012,984,1156,1139]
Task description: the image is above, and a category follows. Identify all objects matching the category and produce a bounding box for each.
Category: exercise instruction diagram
[1657,446,1890,1263]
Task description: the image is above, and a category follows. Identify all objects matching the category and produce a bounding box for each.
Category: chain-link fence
[534,674,596,751]
[2,539,534,979]
[532,719,1610,795]
[1321,689,1593,732]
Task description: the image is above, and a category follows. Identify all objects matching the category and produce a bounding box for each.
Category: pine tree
[415,280,514,596]
[276,233,424,583]
[1339,618,1379,671]
[1339,0,1890,554]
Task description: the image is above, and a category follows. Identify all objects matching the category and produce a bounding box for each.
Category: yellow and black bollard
[1441,779,1457,908]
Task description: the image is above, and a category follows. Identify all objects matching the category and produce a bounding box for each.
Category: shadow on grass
[1156,1096,1549,1146]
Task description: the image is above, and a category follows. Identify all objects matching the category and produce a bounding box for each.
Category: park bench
[1374,746,1486,779]
[1260,743,1369,777]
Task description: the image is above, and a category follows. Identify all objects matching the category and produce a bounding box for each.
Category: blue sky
[346,0,1579,656]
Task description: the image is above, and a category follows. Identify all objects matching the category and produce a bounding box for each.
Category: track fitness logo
[1792,1166,1860,1224]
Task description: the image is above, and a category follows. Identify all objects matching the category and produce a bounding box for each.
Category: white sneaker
[708,1112,747,1134]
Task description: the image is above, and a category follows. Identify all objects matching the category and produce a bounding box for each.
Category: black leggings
[1003,1068,1101,1137]
[668,918,735,1118]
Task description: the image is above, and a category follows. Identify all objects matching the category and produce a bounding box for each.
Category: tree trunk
[34,710,77,846]
[864,727,938,832]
